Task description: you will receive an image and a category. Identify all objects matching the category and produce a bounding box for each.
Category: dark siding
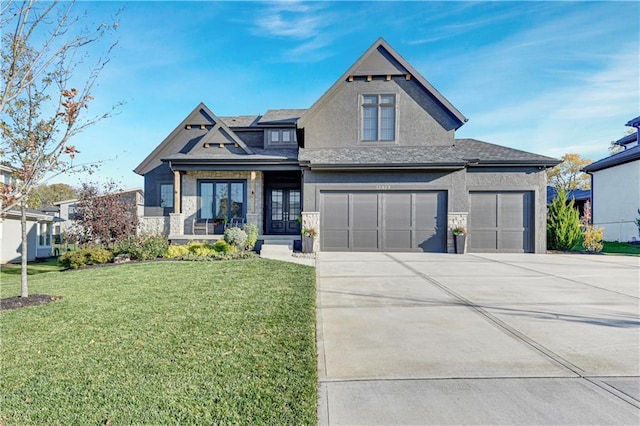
[144,163,174,216]
[234,130,264,148]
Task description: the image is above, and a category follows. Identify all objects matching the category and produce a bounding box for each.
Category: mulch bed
[0,294,60,311]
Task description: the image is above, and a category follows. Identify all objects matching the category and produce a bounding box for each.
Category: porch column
[250,171,257,214]
[173,170,181,214]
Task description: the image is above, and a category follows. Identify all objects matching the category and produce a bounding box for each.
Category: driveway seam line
[468,254,639,299]
[386,253,640,410]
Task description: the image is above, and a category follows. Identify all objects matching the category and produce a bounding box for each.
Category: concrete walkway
[316,252,640,425]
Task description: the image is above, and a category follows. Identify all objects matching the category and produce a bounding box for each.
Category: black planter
[454,234,466,254]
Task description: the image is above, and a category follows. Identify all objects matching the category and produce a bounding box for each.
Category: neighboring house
[54,188,145,237]
[0,208,54,263]
[583,116,640,242]
[0,163,19,187]
[135,38,559,253]
[546,187,591,218]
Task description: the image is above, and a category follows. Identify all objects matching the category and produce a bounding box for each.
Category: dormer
[258,109,306,150]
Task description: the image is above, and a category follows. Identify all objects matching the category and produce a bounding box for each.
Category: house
[583,116,640,242]
[54,188,145,238]
[546,186,591,218]
[1,163,19,187]
[135,38,559,253]
[0,208,54,263]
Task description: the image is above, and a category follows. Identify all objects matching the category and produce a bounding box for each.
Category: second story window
[267,129,296,146]
[362,94,396,141]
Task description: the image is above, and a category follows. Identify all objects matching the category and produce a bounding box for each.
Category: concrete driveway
[316,252,640,425]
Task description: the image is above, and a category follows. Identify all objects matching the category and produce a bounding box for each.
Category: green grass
[602,241,640,255]
[570,238,640,256]
[0,260,317,424]
[0,257,64,277]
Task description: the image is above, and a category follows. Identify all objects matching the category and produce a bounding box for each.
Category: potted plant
[452,226,466,254]
[301,227,317,253]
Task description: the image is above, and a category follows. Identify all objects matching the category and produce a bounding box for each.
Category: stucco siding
[303,78,455,149]
[591,160,640,242]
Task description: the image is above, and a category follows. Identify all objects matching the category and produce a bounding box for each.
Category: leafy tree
[0,1,120,297]
[547,153,592,191]
[547,189,582,251]
[28,183,77,208]
[72,182,138,248]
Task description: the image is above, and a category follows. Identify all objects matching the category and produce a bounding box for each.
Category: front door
[267,187,301,234]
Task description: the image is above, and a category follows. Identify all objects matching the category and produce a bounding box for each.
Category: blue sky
[50,1,639,189]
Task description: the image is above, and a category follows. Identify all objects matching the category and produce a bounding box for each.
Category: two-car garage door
[320,191,447,252]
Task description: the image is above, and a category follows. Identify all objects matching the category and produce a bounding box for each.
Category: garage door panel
[323,193,349,228]
[469,193,498,228]
[320,190,447,252]
[501,193,526,228]
[384,193,412,228]
[469,191,533,253]
[416,229,446,252]
[353,230,379,250]
[323,230,349,251]
[352,193,378,228]
[384,230,413,250]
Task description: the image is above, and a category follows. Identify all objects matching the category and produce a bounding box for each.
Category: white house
[583,116,640,242]
[1,208,55,263]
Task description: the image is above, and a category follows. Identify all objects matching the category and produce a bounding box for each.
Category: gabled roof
[298,38,467,129]
[258,109,307,125]
[299,139,559,169]
[583,144,640,173]
[220,115,261,128]
[625,115,640,128]
[616,132,637,146]
[134,103,254,175]
[546,186,591,204]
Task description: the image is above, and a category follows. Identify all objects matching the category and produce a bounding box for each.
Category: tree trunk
[20,200,29,298]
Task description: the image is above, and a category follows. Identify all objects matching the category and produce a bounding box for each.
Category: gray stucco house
[135,38,558,253]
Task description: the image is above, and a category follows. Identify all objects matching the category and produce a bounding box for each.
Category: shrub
[59,247,113,269]
[243,223,258,250]
[213,239,235,253]
[547,189,582,251]
[166,245,189,258]
[224,227,248,249]
[583,225,604,253]
[113,234,169,260]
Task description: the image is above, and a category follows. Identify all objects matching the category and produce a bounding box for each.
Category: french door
[266,187,301,234]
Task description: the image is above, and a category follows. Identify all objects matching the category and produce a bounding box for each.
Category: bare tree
[0,1,121,297]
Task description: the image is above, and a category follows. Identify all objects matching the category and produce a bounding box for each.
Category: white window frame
[38,222,52,247]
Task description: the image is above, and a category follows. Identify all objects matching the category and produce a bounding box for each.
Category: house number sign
[375,185,392,190]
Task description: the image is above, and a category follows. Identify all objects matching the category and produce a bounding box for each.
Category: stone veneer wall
[140,216,170,235]
[301,211,320,252]
[447,212,468,254]
[181,171,264,235]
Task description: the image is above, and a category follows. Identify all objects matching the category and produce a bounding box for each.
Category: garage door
[320,191,447,252]
[468,191,534,253]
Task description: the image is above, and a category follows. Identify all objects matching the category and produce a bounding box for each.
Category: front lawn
[0,260,317,424]
[602,241,640,255]
[0,257,64,277]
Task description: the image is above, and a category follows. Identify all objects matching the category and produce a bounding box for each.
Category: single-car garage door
[468,191,534,253]
[320,191,447,252]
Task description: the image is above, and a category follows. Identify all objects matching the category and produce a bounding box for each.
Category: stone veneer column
[246,213,259,229]
[302,211,320,252]
[169,213,185,236]
[447,212,468,253]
